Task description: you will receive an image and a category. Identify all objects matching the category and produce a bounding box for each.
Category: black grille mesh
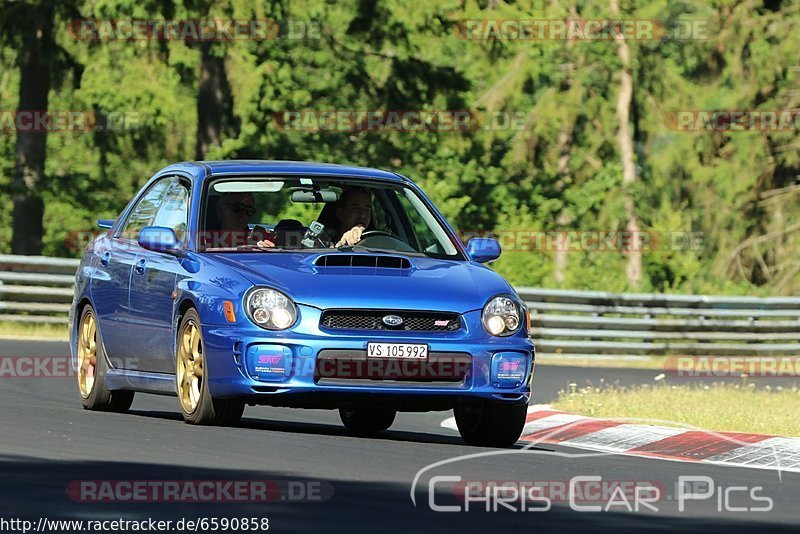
[321,310,460,332]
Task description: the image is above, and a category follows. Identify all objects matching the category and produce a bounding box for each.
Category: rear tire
[176,309,245,426]
[339,406,396,434]
[77,305,135,412]
[454,400,528,447]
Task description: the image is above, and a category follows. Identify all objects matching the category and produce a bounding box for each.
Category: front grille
[320,310,461,332]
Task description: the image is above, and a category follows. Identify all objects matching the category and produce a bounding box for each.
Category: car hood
[206,252,514,312]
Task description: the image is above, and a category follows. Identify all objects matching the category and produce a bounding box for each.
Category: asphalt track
[1,339,798,532]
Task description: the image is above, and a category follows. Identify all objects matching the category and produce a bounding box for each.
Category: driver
[331,187,373,247]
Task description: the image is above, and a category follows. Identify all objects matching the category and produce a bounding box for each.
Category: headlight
[245,288,298,330]
[482,295,522,337]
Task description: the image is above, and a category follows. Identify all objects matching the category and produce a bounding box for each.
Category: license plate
[367,342,428,360]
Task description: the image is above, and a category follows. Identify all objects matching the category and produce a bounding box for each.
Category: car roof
[161,160,407,183]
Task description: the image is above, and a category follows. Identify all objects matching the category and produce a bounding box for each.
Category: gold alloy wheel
[77,310,98,398]
[177,319,204,414]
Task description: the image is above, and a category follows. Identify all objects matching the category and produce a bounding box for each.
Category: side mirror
[97,219,115,230]
[138,226,180,254]
[466,237,501,263]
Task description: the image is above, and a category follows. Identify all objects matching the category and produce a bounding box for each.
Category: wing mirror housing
[138,226,182,255]
[466,237,501,263]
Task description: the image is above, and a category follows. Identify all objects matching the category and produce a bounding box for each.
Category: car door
[92,178,172,369]
[89,234,137,369]
[128,176,191,373]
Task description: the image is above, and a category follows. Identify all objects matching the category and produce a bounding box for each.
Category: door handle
[100,252,111,266]
[134,258,147,275]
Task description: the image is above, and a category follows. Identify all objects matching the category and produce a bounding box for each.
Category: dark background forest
[1,0,799,295]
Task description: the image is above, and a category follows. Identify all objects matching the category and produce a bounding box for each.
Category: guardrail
[0,254,79,324]
[517,287,800,357]
[1,255,798,357]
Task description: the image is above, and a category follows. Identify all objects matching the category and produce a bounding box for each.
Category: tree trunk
[195,42,230,160]
[554,127,573,284]
[11,3,54,255]
[553,5,579,284]
[611,0,642,287]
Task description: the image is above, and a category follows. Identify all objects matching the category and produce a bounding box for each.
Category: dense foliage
[1,0,798,295]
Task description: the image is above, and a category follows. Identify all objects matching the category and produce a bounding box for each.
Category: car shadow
[127,409,184,422]
[0,455,791,533]
[126,409,549,450]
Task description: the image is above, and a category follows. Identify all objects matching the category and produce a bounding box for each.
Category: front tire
[76,305,135,412]
[339,406,396,434]
[176,309,244,426]
[454,400,528,447]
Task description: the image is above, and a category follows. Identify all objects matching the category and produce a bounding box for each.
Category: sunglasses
[230,202,255,216]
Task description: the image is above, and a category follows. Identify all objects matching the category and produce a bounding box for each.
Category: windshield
[199,177,461,258]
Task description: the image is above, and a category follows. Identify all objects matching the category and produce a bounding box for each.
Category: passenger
[213,193,274,248]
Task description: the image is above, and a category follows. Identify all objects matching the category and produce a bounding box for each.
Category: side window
[153,179,190,242]
[392,189,444,254]
[370,192,390,232]
[120,179,171,241]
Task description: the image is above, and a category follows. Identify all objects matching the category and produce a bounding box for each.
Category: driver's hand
[335,225,365,247]
[256,239,276,248]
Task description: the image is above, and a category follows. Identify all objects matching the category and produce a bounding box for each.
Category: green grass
[552,382,800,437]
[0,321,69,340]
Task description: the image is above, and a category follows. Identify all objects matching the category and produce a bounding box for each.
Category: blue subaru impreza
[69,161,535,446]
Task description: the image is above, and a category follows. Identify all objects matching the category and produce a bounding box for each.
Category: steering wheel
[357,230,417,253]
[359,230,396,240]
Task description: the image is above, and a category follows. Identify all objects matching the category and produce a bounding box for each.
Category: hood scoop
[314,254,411,269]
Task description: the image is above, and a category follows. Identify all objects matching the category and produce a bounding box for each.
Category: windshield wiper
[337,245,386,253]
[237,244,285,252]
[204,245,286,252]
[337,245,425,256]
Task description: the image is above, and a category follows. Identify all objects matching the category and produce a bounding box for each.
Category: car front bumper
[201,310,534,410]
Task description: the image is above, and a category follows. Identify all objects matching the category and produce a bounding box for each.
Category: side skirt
[105,368,177,396]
